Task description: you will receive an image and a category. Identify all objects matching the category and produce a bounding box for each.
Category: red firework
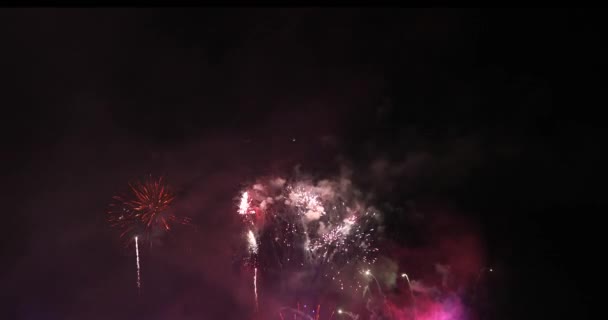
[107,176,190,240]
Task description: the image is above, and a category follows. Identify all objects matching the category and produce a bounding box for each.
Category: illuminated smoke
[233,163,487,318]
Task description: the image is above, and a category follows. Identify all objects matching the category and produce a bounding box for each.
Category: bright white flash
[238,192,249,215]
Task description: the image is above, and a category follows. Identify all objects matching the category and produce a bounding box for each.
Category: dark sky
[0,8,604,319]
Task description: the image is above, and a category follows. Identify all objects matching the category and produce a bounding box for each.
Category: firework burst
[234,170,493,320]
[236,174,382,313]
[107,175,190,242]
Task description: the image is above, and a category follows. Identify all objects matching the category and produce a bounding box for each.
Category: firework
[337,309,359,320]
[254,267,259,311]
[239,191,252,215]
[241,195,260,310]
[248,230,259,254]
[235,173,481,319]
[107,175,190,241]
[236,174,382,314]
[135,236,141,293]
[401,272,417,320]
[363,269,386,300]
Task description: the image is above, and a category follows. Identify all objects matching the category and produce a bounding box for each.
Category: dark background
[0,8,603,319]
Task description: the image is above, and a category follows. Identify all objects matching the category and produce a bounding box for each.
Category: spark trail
[337,309,359,319]
[248,230,258,254]
[135,236,141,294]
[401,273,417,320]
[254,267,259,311]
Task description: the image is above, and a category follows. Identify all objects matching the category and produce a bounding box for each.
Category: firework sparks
[248,230,258,254]
[363,269,386,301]
[337,309,358,319]
[246,229,259,310]
[107,176,189,241]
[401,272,417,320]
[234,172,487,319]
[239,191,250,215]
[254,267,259,311]
[236,174,382,314]
[135,236,141,293]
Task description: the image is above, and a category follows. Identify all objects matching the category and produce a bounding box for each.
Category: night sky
[1,8,603,319]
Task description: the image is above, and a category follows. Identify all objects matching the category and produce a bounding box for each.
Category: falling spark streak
[135,236,141,294]
[364,269,393,319]
[248,230,258,254]
[254,267,259,311]
[364,270,385,300]
[401,273,417,320]
[337,309,359,320]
